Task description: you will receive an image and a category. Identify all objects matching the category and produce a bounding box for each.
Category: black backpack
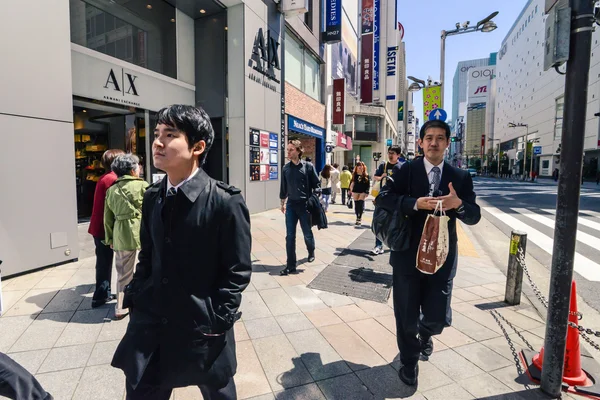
[371,165,412,252]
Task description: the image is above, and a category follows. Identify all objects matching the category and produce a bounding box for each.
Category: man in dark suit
[385,119,481,386]
[111,105,252,399]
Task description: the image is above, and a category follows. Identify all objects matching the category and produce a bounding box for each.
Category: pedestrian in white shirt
[330,163,341,204]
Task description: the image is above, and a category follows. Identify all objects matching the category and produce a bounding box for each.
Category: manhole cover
[308,265,392,303]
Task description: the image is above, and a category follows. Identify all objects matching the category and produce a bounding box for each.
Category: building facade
[495,0,600,178]
[1,0,285,276]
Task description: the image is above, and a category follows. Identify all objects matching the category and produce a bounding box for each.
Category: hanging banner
[385,46,397,100]
[333,78,346,125]
[422,85,441,121]
[323,0,342,43]
[360,34,374,104]
[361,0,374,34]
[373,0,381,91]
[360,0,374,104]
[398,101,404,121]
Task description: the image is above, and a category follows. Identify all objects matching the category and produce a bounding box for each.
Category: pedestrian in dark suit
[111,105,252,399]
[279,140,320,276]
[385,120,481,386]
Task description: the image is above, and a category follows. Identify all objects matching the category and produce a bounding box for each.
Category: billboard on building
[386,46,398,100]
[331,14,358,98]
[467,66,495,103]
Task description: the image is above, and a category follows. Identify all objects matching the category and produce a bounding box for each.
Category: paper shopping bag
[416,201,450,274]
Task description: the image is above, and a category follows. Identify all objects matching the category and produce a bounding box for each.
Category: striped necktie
[430,166,441,196]
[167,187,177,197]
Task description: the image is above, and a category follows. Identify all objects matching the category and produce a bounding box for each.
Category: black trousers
[341,188,349,204]
[0,352,52,400]
[125,351,237,400]
[392,268,453,367]
[92,236,114,303]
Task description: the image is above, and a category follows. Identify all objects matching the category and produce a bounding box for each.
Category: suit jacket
[111,168,252,389]
[386,158,480,280]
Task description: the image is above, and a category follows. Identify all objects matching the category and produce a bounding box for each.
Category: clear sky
[399,0,527,124]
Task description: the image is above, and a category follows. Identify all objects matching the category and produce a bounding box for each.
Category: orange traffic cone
[562,280,591,387]
[530,281,591,387]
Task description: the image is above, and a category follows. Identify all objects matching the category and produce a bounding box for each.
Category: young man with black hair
[279,140,320,276]
[385,120,480,386]
[372,145,404,255]
[111,105,252,399]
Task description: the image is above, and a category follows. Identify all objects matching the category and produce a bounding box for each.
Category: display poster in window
[260,165,269,181]
[260,148,270,165]
[250,129,260,146]
[269,133,278,149]
[250,147,260,164]
[260,131,269,148]
[270,150,278,164]
[250,165,260,181]
[270,166,278,180]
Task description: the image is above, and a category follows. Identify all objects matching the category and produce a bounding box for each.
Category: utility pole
[541,0,594,397]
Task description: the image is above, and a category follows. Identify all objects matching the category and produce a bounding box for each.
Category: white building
[1,0,286,276]
[495,0,600,178]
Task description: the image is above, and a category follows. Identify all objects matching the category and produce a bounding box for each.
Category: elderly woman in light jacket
[104,154,148,319]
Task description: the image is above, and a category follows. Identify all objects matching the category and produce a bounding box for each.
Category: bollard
[505,231,527,305]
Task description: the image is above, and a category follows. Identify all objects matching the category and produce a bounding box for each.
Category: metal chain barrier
[516,247,600,351]
[517,248,548,308]
[490,309,531,390]
[491,309,535,351]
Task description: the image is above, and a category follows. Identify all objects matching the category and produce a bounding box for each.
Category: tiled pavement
[0,201,577,399]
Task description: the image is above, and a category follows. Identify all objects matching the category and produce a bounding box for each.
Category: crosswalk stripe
[541,209,600,232]
[483,206,600,282]
[512,208,600,249]
[581,210,600,219]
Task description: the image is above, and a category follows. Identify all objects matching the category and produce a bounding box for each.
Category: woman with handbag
[104,154,149,319]
[349,161,370,225]
[319,164,333,212]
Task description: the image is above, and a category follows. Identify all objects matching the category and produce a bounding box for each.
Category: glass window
[304,53,321,101]
[70,0,177,79]
[554,96,564,140]
[284,31,322,102]
[285,34,303,89]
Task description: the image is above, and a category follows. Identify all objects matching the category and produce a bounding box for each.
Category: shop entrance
[73,97,151,221]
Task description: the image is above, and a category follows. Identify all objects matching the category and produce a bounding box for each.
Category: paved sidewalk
[0,201,569,399]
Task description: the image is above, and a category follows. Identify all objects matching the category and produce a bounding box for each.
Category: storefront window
[284,30,322,102]
[70,0,177,79]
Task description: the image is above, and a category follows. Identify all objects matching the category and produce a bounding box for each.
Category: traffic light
[451,137,457,142]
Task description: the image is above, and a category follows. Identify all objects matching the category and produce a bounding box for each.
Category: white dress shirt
[167,168,199,194]
[413,158,445,210]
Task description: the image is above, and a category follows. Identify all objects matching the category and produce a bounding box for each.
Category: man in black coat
[111,105,252,399]
[385,120,481,386]
[279,140,320,276]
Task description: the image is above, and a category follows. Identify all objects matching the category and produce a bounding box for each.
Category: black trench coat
[111,168,252,389]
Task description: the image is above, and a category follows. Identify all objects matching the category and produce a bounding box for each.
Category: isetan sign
[333,78,345,125]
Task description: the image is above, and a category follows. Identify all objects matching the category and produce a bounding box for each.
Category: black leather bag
[371,165,412,252]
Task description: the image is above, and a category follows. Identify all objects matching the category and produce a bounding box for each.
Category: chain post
[505,231,528,305]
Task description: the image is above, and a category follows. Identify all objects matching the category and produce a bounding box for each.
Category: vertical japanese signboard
[397,101,404,121]
[373,0,381,91]
[360,0,374,104]
[323,0,342,43]
[333,78,346,125]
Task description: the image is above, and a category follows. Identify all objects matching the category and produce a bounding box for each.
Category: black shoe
[280,267,297,276]
[91,294,116,308]
[308,253,315,263]
[398,364,418,386]
[419,336,433,359]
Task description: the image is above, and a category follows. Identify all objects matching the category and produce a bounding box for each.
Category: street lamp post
[439,12,499,107]
[508,122,528,180]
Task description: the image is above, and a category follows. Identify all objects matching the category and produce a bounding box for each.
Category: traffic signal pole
[540,0,594,397]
